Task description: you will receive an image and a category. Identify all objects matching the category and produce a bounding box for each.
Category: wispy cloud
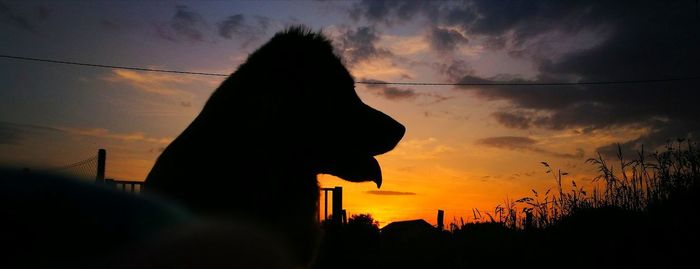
[379,34,429,56]
[59,127,172,144]
[426,26,468,53]
[362,79,451,104]
[217,14,271,48]
[388,137,455,160]
[475,136,584,159]
[335,26,393,65]
[155,5,209,43]
[0,121,171,145]
[362,79,418,100]
[0,121,65,145]
[102,69,214,96]
[0,2,50,33]
[0,123,23,145]
[350,57,412,80]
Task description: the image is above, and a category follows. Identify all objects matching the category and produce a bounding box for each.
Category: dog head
[206,26,405,187]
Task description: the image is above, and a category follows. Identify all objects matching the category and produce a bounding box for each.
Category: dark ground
[314,191,700,269]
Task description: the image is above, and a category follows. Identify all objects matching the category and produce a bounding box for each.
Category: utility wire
[0,54,228,77]
[2,54,700,86]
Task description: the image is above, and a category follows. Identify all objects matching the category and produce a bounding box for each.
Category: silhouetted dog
[145,26,405,266]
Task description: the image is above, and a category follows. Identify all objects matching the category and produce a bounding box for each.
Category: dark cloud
[156,5,208,43]
[448,1,700,155]
[476,136,584,159]
[217,14,271,47]
[255,15,271,31]
[35,5,49,20]
[0,122,64,145]
[335,26,392,64]
[348,1,700,154]
[427,27,468,53]
[348,0,441,25]
[348,1,594,47]
[375,86,417,100]
[363,79,418,100]
[363,79,452,104]
[218,14,244,39]
[0,2,48,32]
[448,1,600,48]
[366,190,416,196]
[99,19,120,31]
[492,111,532,130]
[433,59,471,81]
[171,5,206,41]
[0,123,22,145]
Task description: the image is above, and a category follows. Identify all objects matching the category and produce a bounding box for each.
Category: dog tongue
[364,157,383,188]
[327,156,383,188]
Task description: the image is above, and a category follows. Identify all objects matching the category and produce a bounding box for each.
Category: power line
[0,54,228,77]
[2,54,700,86]
[358,77,700,86]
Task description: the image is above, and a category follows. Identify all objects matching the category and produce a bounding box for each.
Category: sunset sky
[2,1,699,226]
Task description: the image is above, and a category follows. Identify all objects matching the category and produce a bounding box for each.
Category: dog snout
[364,105,405,156]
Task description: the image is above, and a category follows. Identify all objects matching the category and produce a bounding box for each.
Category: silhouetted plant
[454,139,700,230]
[347,214,379,231]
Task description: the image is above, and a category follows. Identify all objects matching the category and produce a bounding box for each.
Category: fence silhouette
[43,149,142,193]
[43,150,102,180]
[47,149,346,217]
[320,187,346,225]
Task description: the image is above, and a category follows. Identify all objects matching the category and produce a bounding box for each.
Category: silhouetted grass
[316,140,700,268]
[458,140,700,230]
[440,140,700,268]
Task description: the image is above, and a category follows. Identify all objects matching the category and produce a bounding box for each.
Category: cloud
[103,69,211,96]
[218,14,269,38]
[492,111,532,130]
[372,86,416,100]
[0,121,66,145]
[155,5,208,43]
[217,14,244,39]
[349,57,412,79]
[217,14,271,47]
[426,26,468,53]
[362,79,418,100]
[379,34,430,56]
[348,0,441,26]
[389,137,455,160]
[475,136,584,159]
[99,19,121,31]
[476,136,537,149]
[59,127,172,145]
[0,121,172,146]
[35,5,49,20]
[331,26,423,80]
[433,59,471,81]
[335,26,393,64]
[0,123,23,145]
[362,79,451,104]
[366,190,416,196]
[352,1,700,153]
[0,2,49,32]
